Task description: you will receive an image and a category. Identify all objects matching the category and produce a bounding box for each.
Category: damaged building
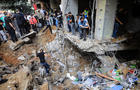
[0,0,140,90]
[59,0,140,58]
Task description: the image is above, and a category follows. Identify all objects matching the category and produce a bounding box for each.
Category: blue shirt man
[78,17,90,41]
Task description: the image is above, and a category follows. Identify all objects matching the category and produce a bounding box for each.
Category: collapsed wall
[46,31,95,74]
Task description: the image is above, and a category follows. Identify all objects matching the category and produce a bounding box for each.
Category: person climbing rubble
[36,49,50,75]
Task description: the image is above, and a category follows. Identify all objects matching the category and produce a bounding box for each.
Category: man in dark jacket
[36,49,50,74]
[5,13,18,42]
[13,10,26,36]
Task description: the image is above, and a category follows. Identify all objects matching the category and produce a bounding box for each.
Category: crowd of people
[0,8,91,76]
[66,9,90,41]
[0,7,91,44]
[0,8,63,43]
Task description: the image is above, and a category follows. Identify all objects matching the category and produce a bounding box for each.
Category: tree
[0,0,32,14]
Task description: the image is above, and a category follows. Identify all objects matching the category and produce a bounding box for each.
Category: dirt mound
[0,43,20,66]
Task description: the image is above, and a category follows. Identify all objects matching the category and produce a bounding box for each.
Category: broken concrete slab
[9,40,24,50]
[97,56,117,73]
[21,31,36,39]
[0,66,32,90]
[64,32,140,55]
[46,36,62,52]
[9,37,31,50]
[23,37,31,43]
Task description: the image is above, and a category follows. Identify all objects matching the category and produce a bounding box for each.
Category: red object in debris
[129,69,134,74]
[33,4,37,11]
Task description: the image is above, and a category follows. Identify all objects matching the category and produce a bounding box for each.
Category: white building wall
[61,0,78,30]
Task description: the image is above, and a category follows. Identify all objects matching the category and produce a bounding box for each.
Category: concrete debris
[83,78,94,87]
[97,56,120,73]
[21,31,36,39]
[23,37,31,43]
[18,55,25,61]
[46,36,61,52]
[0,66,32,90]
[9,40,24,50]
[39,66,46,77]
[67,73,76,81]
[9,37,31,50]
[53,76,66,85]
[40,82,49,90]
[0,29,140,90]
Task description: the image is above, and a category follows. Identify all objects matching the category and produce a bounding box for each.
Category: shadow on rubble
[105,32,140,68]
[118,32,140,62]
[64,38,100,62]
[0,79,8,84]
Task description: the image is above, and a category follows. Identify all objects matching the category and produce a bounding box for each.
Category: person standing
[43,15,52,34]
[0,12,6,28]
[36,49,50,74]
[24,18,31,34]
[0,20,7,42]
[5,13,17,42]
[36,10,44,27]
[49,10,54,26]
[13,10,26,36]
[40,8,46,27]
[84,9,89,19]
[29,15,38,32]
[66,12,75,35]
[78,17,90,41]
[57,12,63,28]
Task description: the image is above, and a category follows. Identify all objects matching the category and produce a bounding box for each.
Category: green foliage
[0,0,33,14]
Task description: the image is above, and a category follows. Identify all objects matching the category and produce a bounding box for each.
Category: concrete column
[61,0,78,29]
[94,0,117,40]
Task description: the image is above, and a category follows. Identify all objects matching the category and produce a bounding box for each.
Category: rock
[83,78,94,87]
[46,35,62,52]
[35,76,43,85]
[54,76,66,85]
[23,53,30,60]
[97,56,116,73]
[9,32,35,50]
[67,55,75,61]
[46,40,61,52]
[77,71,82,81]
[23,37,31,43]
[58,77,66,83]
[9,40,24,50]
[40,82,49,90]
[31,50,37,57]
[2,66,32,90]
[18,55,25,61]
[39,66,46,77]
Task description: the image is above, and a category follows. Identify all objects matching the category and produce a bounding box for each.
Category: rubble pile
[0,28,140,90]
